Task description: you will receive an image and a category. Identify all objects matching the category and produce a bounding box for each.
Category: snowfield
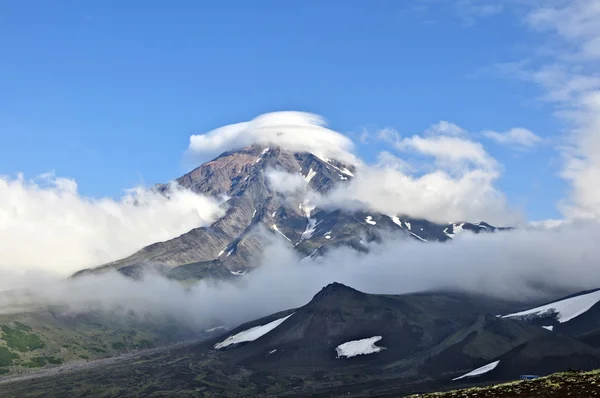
[502,289,600,323]
[335,336,386,358]
[214,313,294,349]
[452,360,500,381]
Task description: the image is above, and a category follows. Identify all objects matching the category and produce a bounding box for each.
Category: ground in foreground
[410,369,600,398]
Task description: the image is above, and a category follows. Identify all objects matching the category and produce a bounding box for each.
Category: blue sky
[0,1,570,220]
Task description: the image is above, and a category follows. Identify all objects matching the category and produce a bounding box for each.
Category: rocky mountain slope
[74,145,509,280]
[4,283,598,397]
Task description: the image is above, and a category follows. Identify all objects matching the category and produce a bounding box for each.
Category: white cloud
[512,0,600,221]
[456,0,503,25]
[482,128,543,148]
[309,123,518,225]
[425,120,468,137]
[187,111,357,164]
[265,168,307,194]
[318,164,515,225]
[4,221,600,330]
[395,135,497,171]
[0,173,224,276]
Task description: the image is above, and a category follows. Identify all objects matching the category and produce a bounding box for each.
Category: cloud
[395,135,497,171]
[425,120,469,137]
[482,128,543,148]
[317,163,515,225]
[3,221,600,331]
[307,122,518,225]
[456,0,503,25]
[186,111,358,164]
[0,173,224,276]
[505,1,600,221]
[265,168,307,194]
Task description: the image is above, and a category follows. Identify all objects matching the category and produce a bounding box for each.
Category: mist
[0,173,225,276]
[2,221,600,332]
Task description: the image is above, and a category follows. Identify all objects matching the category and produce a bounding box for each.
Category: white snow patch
[410,232,427,242]
[255,147,271,163]
[404,221,412,230]
[322,158,354,178]
[325,235,331,239]
[272,211,276,217]
[205,326,227,333]
[502,289,600,323]
[272,224,292,242]
[268,349,277,355]
[303,168,317,183]
[340,167,354,177]
[226,248,234,257]
[230,270,246,276]
[445,222,465,238]
[336,336,386,358]
[214,313,294,350]
[217,248,226,257]
[338,174,348,180]
[452,360,500,381]
[542,325,554,331]
[252,209,257,217]
[389,215,403,228]
[365,216,377,225]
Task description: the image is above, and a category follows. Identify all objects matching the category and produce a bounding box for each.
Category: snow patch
[303,168,317,183]
[365,216,377,225]
[336,336,386,358]
[502,289,600,323]
[445,222,465,238]
[452,360,500,381]
[205,326,227,333]
[325,235,331,239]
[226,248,234,257]
[214,313,294,350]
[338,174,348,180]
[272,224,292,242]
[230,270,246,276]
[340,167,354,177]
[404,221,412,230]
[389,215,403,228]
[255,147,270,163]
[410,232,427,242]
[542,325,554,331]
[268,349,277,355]
[217,248,226,257]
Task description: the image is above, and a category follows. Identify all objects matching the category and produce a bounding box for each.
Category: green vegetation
[23,356,64,368]
[0,367,9,375]
[89,347,106,353]
[13,322,32,332]
[0,325,45,352]
[0,346,19,367]
[135,340,153,349]
[111,342,126,350]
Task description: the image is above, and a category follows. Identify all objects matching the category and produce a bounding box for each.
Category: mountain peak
[309,282,366,304]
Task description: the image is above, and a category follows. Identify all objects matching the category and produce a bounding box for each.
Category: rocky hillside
[74,145,508,280]
[408,369,600,398]
[6,283,599,397]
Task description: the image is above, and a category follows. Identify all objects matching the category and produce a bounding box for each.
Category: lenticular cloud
[186,111,357,164]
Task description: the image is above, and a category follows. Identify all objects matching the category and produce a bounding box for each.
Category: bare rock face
[74,145,506,280]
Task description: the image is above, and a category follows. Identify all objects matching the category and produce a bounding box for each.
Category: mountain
[73,145,509,280]
[501,288,600,337]
[5,283,591,398]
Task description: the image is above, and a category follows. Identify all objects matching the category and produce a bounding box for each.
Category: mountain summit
[74,145,506,279]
